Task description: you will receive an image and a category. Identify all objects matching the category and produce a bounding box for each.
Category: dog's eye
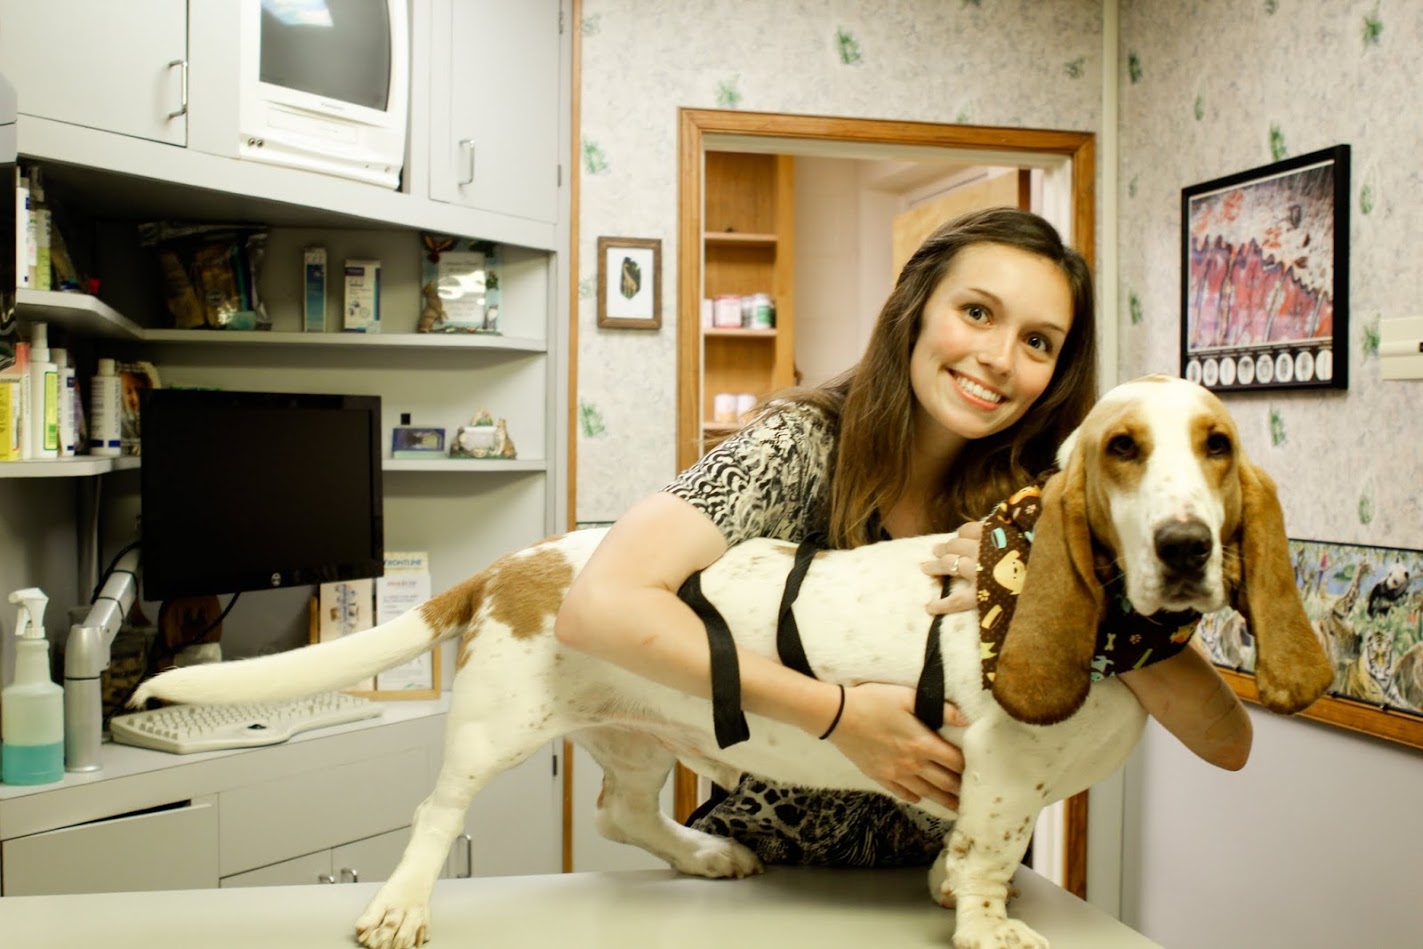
[1205,433,1232,457]
[1106,434,1138,460]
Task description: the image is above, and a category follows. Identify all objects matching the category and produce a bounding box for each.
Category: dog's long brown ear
[992,450,1106,725]
[1232,460,1333,714]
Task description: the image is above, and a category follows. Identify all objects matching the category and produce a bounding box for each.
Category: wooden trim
[1218,667,1423,752]
[674,766,699,824]
[1017,167,1033,209]
[563,0,582,875]
[675,110,1098,858]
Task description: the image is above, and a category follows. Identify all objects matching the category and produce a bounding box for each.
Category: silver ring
[949,555,962,575]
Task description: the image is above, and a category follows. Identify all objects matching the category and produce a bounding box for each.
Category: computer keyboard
[109,691,383,754]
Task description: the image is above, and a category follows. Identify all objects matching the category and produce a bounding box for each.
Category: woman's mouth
[952,372,1005,408]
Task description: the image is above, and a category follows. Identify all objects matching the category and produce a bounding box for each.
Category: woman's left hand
[922,521,982,615]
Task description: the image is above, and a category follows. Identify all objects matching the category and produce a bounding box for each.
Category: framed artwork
[1180,145,1350,392]
[597,236,662,330]
[1196,538,1422,751]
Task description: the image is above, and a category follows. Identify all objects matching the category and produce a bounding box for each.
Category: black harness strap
[912,576,953,731]
[678,571,751,748]
[775,540,821,678]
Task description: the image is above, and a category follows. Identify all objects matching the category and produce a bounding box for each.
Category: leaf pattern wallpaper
[576,0,1103,520]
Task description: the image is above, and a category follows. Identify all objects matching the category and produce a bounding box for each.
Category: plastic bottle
[27,322,59,459]
[1,588,64,785]
[89,358,122,458]
[51,347,76,457]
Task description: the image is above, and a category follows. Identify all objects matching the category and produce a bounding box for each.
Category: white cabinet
[222,827,410,888]
[429,0,561,224]
[1,799,218,896]
[0,0,188,146]
[449,742,563,878]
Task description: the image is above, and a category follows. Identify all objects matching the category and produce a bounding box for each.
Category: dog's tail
[128,578,486,707]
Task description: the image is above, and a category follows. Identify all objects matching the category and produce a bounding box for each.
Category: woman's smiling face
[908,241,1075,454]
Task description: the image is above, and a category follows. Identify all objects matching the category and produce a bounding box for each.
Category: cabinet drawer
[2,800,218,896]
[219,746,428,877]
[220,849,333,888]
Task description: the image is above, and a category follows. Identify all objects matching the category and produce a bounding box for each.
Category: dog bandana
[976,477,1202,690]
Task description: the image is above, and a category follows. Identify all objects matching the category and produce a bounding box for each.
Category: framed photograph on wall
[1196,537,1422,752]
[597,236,662,330]
[1181,145,1350,392]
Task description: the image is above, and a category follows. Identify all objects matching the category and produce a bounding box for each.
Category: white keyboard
[109,692,383,754]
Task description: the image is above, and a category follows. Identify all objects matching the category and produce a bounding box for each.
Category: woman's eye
[964,304,990,322]
[1025,334,1053,354]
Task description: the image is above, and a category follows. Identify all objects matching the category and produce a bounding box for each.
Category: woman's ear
[1231,460,1333,714]
[992,449,1106,725]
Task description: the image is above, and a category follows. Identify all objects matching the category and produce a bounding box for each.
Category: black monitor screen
[140,388,384,601]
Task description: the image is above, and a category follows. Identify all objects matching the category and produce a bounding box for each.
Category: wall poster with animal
[1198,538,1423,750]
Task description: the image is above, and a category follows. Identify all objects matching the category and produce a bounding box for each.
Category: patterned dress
[664,403,952,867]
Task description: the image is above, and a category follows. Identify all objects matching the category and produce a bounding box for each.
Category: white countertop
[0,864,1160,949]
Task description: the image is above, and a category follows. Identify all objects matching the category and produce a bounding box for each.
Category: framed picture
[597,236,662,330]
[1196,537,1422,751]
[1181,145,1350,392]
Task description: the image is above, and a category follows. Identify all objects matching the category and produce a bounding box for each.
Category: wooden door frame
[675,108,1096,898]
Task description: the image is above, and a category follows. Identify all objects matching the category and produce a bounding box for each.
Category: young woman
[556,207,1251,867]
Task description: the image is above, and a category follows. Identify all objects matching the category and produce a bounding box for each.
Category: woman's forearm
[1120,645,1253,771]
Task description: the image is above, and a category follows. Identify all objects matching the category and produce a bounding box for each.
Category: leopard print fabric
[665,403,953,868]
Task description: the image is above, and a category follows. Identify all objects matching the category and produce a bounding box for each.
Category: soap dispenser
[1,588,64,785]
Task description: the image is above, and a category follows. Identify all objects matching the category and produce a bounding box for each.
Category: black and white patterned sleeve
[664,405,834,546]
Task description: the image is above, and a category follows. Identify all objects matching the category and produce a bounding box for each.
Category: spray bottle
[1,588,64,785]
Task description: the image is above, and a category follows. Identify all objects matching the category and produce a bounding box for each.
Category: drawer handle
[457,139,475,186]
[318,873,336,884]
[459,833,473,878]
[340,866,360,883]
[167,59,189,120]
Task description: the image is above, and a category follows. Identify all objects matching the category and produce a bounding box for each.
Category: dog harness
[684,478,1202,749]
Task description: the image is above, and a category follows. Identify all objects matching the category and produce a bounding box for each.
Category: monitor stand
[156,595,225,671]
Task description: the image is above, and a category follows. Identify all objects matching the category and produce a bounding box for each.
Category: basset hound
[132,375,1332,949]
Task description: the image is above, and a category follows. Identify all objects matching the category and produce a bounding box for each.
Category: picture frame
[1196,537,1423,751]
[596,236,662,330]
[1180,145,1350,392]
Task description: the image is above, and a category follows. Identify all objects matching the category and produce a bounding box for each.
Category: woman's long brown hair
[773,207,1098,548]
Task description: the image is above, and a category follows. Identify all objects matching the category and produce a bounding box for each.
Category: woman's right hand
[828,682,968,810]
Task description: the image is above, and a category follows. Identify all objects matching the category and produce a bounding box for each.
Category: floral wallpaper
[1117,1,1423,552]
[575,0,1104,522]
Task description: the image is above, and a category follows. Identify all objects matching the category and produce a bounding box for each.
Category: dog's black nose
[1155,520,1213,573]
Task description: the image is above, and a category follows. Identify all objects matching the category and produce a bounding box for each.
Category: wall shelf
[0,457,140,479]
[703,328,778,339]
[382,458,546,473]
[13,292,545,353]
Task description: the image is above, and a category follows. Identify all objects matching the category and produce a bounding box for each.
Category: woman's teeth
[955,374,1003,404]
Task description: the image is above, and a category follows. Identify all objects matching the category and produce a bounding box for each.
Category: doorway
[675,108,1096,897]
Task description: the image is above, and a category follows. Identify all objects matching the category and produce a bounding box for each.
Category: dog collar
[976,475,1201,691]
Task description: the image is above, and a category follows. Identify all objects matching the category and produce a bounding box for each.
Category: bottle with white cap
[1,587,64,785]
[50,347,76,457]
[90,358,123,458]
[27,322,58,460]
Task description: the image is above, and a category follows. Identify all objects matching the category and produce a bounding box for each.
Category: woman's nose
[976,331,1014,374]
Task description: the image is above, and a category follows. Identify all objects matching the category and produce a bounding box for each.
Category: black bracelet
[818,684,847,740]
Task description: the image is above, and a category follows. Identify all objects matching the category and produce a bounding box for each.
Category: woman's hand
[828,682,968,810]
[922,521,983,615]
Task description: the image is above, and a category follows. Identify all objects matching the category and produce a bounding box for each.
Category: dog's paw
[673,837,764,879]
[354,889,430,949]
[952,917,1049,949]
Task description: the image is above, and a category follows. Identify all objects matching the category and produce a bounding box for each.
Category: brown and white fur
[131,376,1332,949]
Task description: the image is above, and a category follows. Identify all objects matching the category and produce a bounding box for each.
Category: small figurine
[450,410,517,459]
[417,281,445,333]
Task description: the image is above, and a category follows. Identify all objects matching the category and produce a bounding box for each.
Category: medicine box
[303,246,327,332]
[343,259,381,332]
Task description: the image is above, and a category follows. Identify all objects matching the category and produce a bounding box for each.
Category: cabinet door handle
[167,59,189,120]
[340,866,359,883]
[457,139,476,186]
[458,833,473,878]
[318,873,336,884]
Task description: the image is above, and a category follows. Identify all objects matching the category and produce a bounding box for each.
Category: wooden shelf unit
[699,151,795,454]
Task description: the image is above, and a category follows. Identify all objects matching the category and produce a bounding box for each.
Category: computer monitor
[139,388,384,602]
